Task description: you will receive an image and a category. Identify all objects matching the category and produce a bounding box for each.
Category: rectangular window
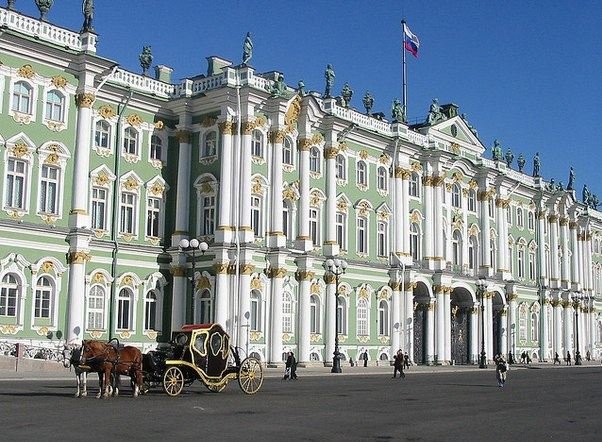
[336,212,346,250]
[120,192,136,234]
[518,249,525,278]
[117,297,130,330]
[377,221,387,257]
[146,197,161,237]
[357,304,368,336]
[202,196,216,235]
[6,158,27,209]
[529,252,536,280]
[251,196,262,237]
[39,165,59,214]
[357,217,368,254]
[309,208,319,246]
[91,187,107,230]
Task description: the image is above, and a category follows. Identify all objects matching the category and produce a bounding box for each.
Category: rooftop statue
[517,153,526,173]
[548,178,556,191]
[139,46,153,76]
[297,80,306,97]
[591,194,600,209]
[324,64,335,98]
[362,91,374,115]
[426,98,446,125]
[391,98,406,123]
[267,72,286,98]
[242,32,253,66]
[35,0,53,21]
[491,139,503,162]
[505,148,514,168]
[583,184,591,206]
[81,0,94,33]
[7,0,15,11]
[532,152,541,177]
[567,167,575,191]
[341,83,353,108]
[557,181,564,191]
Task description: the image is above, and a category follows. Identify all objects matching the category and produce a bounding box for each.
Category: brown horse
[81,340,143,398]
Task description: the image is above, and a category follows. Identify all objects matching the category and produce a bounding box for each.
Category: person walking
[566,351,572,366]
[289,351,298,380]
[392,350,405,378]
[494,354,508,387]
[553,352,561,365]
[363,350,368,367]
[283,351,294,380]
[403,352,410,369]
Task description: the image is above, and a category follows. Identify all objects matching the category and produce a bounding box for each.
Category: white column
[563,301,573,357]
[553,300,563,356]
[296,139,311,250]
[433,180,444,269]
[214,263,230,329]
[297,269,312,364]
[239,122,253,241]
[496,199,507,275]
[70,92,94,227]
[569,221,579,289]
[560,218,570,287]
[479,191,492,275]
[268,130,285,248]
[404,288,414,362]
[237,267,252,355]
[499,310,508,356]
[216,121,233,243]
[401,171,410,255]
[537,211,547,284]
[65,254,87,343]
[423,177,434,264]
[540,298,550,361]
[485,293,493,362]
[469,306,478,363]
[443,290,451,363]
[584,233,594,291]
[549,216,560,285]
[325,277,336,365]
[435,289,445,364]
[170,265,188,333]
[268,268,284,365]
[426,301,435,364]
[391,281,401,353]
[323,144,338,255]
[393,168,404,255]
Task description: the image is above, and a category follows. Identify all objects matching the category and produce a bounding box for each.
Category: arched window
[451,184,461,208]
[337,296,347,334]
[203,131,217,157]
[120,191,138,234]
[378,300,389,336]
[452,230,462,266]
[283,138,293,165]
[34,276,53,320]
[531,311,539,341]
[251,130,263,157]
[335,154,346,180]
[0,274,19,317]
[123,127,139,155]
[45,90,65,122]
[116,288,132,330]
[309,295,320,333]
[282,292,293,333]
[410,223,420,260]
[250,291,261,331]
[518,248,525,278]
[377,166,388,192]
[309,147,321,173]
[527,211,535,230]
[357,298,369,336]
[150,135,163,161]
[357,160,367,186]
[39,164,60,215]
[95,120,111,150]
[409,173,420,197]
[196,290,212,324]
[144,291,157,330]
[87,285,105,330]
[12,81,32,114]
[467,189,477,212]
[519,305,527,340]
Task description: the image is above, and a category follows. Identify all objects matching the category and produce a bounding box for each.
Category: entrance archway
[412,281,431,364]
[450,287,473,364]
[491,291,506,357]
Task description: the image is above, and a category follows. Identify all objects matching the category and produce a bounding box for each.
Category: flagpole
[401,19,408,114]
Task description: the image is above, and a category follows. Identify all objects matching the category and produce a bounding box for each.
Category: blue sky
[13,0,602,200]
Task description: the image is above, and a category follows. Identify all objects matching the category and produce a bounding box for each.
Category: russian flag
[403,22,420,58]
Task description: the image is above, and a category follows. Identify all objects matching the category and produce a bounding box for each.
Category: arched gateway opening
[450,287,473,364]
[412,281,431,364]
[492,291,506,357]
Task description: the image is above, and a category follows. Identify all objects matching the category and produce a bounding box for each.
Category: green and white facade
[1,5,601,364]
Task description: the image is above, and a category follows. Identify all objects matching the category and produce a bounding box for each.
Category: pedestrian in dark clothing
[392,350,405,378]
[553,352,561,364]
[283,351,294,380]
[494,354,508,387]
[290,352,298,380]
[566,351,571,366]
[363,350,368,367]
[403,352,410,369]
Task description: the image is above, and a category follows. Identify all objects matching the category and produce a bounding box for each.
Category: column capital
[269,130,286,143]
[67,251,91,264]
[324,147,338,159]
[295,270,315,281]
[176,130,192,143]
[75,92,95,108]
[218,120,233,135]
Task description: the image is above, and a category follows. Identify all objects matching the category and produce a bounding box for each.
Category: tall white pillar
[237,265,253,356]
[443,290,451,363]
[268,130,285,248]
[268,265,284,365]
[216,120,233,243]
[404,286,415,362]
[499,309,508,356]
[213,262,230,329]
[426,301,435,364]
[325,275,336,365]
[540,297,550,361]
[435,288,445,364]
[537,210,547,284]
[560,217,570,287]
[390,279,401,353]
[549,215,560,286]
[479,190,492,276]
[485,292,493,362]
[239,122,253,242]
[401,170,411,256]
[433,179,444,269]
[569,221,580,290]
[469,306,478,363]
[423,176,434,266]
[553,299,563,356]
[563,300,573,357]
[296,138,312,251]
[173,130,192,242]
[323,144,338,256]
[508,293,518,359]
[296,263,313,364]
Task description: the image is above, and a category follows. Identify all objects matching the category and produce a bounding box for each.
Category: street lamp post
[324,258,348,374]
[179,238,208,324]
[574,293,584,365]
[477,278,487,368]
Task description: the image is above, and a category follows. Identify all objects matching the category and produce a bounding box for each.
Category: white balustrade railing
[111,69,175,98]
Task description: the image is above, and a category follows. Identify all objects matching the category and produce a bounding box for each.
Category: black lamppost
[574,293,585,365]
[179,238,208,324]
[324,258,348,374]
[476,278,487,368]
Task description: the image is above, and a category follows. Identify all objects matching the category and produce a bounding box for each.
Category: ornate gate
[413,307,425,364]
[451,307,469,364]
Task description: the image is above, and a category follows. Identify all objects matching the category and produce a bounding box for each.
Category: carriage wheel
[238,357,263,395]
[163,367,185,397]
[206,381,227,393]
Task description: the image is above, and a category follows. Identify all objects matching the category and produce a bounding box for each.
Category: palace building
[1,4,601,365]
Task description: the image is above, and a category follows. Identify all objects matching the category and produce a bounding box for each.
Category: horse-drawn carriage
[151,323,263,396]
[64,323,263,398]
